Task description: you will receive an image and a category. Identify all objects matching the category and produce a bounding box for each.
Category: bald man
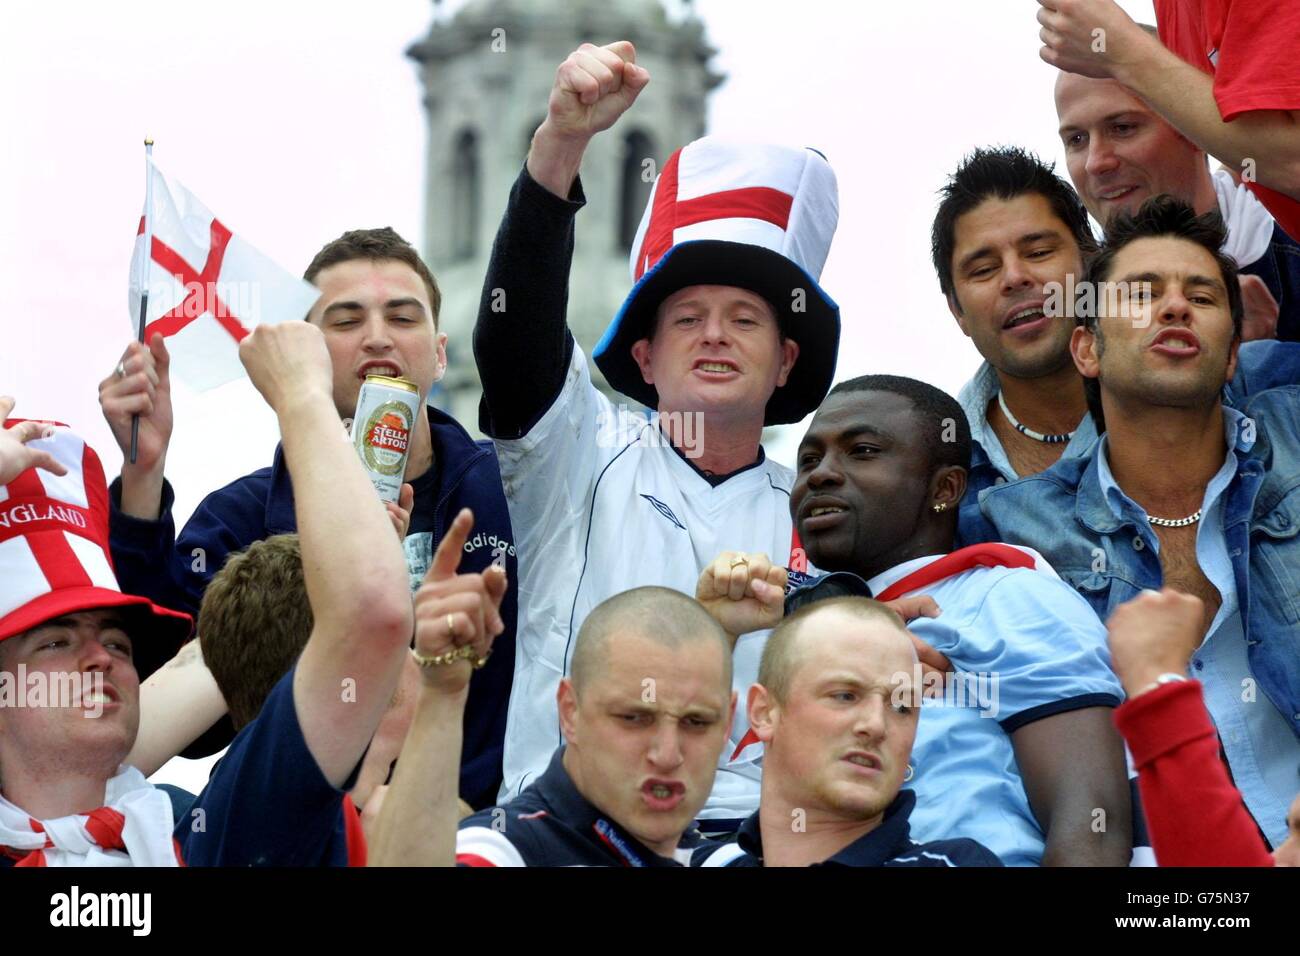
[1053,65,1300,343]
[372,586,736,866]
[695,598,1000,867]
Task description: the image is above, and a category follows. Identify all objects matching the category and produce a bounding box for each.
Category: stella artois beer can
[351,374,420,503]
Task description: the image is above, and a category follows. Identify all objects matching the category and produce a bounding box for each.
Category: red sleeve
[1157,0,1300,116]
[341,794,367,868]
[1114,680,1273,867]
[1155,0,1300,256]
[1214,0,1300,119]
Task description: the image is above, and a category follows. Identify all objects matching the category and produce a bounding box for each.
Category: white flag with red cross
[127,161,320,391]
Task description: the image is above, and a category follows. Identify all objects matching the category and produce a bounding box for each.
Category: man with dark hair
[979,197,1300,849]
[935,148,1299,546]
[97,226,516,807]
[1053,64,1300,342]
[698,376,1132,865]
[1074,197,1243,433]
[932,147,1102,540]
[693,597,1001,868]
[371,586,735,867]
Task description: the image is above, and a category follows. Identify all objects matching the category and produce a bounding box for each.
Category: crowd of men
[2,0,1299,868]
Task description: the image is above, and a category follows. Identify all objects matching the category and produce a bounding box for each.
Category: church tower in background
[408,0,723,432]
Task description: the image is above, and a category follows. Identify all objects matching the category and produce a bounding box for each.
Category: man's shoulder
[186,462,279,529]
[1240,385,1300,427]
[989,451,1090,495]
[189,669,301,803]
[456,786,572,867]
[427,404,494,467]
[977,450,1091,518]
[761,454,795,488]
[690,837,755,867]
[180,666,349,865]
[428,413,510,506]
[886,837,1002,867]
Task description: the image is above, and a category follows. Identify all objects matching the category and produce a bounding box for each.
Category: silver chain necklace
[997,391,1076,444]
[1147,510,1203,528]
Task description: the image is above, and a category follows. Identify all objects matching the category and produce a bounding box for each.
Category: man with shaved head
[1052,50,1300,342]
[695,598,999,867]
[372,586,736,866]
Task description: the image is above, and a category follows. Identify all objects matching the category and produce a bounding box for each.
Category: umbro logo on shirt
[640,494,685,531]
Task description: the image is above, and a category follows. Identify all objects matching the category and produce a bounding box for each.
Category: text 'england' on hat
[0,421,190,676]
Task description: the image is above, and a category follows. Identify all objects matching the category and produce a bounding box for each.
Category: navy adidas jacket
[108,404,517,808]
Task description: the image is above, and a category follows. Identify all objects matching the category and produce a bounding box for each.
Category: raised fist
[542,41,650,142]
[1106,588,1203,698]
[696,551,787,644]
[238,321,334,412]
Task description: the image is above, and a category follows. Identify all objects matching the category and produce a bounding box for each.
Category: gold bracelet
[411,645,494,669]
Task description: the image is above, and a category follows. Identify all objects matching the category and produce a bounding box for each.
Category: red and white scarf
[729,544,1053,763]
[0,766,181,867]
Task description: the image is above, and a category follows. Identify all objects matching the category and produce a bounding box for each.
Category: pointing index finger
[424,508,474,585]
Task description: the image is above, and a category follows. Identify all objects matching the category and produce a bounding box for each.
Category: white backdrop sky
[0,0,1153,789]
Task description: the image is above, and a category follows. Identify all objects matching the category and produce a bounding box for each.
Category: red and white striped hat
[594,136,840,425]
[0,421,190,676]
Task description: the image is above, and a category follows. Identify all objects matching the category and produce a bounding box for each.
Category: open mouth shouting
[692,358,740,379]
[1149,327,1201,358]
[641,778,686,811]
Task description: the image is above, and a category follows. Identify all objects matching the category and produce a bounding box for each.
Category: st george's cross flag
[128,161,320,391]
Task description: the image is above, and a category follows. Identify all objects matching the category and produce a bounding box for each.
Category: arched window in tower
[619,130,657,252]
[452,129,480,261]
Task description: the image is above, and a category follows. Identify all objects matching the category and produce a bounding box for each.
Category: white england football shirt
[493,346,796,802]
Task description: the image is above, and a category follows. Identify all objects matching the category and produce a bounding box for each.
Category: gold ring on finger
[730,556,749,569]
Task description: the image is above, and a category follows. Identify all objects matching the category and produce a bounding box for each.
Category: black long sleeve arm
[472,166,587,439]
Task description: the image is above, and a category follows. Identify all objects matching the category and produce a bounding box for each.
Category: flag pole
[129,137,154,465]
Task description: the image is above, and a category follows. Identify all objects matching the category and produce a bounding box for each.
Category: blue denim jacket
[958,340,1300,545]
[973,386,1300,741]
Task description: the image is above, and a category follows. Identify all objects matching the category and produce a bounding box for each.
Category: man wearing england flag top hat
[472,40,840,821]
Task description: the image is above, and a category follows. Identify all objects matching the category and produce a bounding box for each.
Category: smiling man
[695,598,1000,868]
[472,41,840,803]
[980,197,1300,849]
[1053,64,1300,342]
[98,227,517,807]
[1036,0,1300,239]
[932,148,1102,544]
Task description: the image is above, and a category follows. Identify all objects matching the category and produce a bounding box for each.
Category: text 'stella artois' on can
[350,374,420,503]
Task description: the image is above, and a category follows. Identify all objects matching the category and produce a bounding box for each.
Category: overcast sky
[0,0,1154,790]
